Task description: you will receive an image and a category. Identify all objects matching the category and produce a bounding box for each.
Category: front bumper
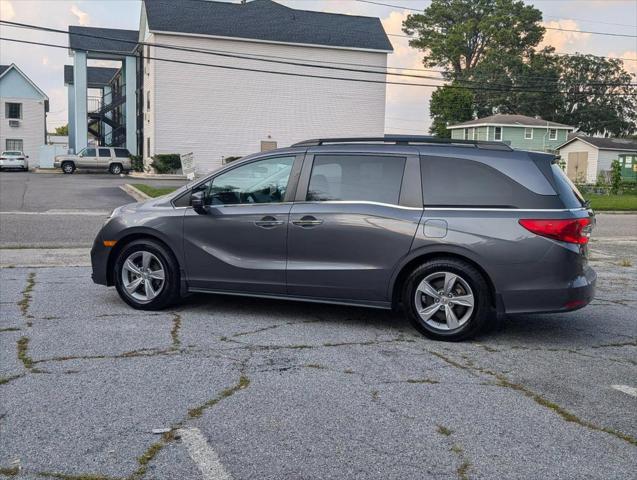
[90,230,110,286]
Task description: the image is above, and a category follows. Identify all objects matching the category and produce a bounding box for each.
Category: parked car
[91,136,596,341]
[54,147,131,174]
[0,150,28,171]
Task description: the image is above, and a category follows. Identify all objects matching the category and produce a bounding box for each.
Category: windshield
[2,151,22,156]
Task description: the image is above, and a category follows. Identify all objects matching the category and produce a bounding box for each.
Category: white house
[66,0,393,173]
[557,135,637,183]
[0,64,49,167]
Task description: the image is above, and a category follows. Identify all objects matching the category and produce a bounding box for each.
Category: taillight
[519,218,591,244]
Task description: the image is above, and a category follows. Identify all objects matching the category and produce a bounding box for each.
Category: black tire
[402,258,491,341]
[114,239,181,310]
[109,163,123,175]
[62,161,75,174]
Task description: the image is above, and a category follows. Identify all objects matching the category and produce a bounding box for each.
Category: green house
[447,114,573,152]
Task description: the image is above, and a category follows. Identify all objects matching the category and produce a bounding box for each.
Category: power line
[355,0,637,38]
[2,20,633,89]
[2,35,634,97]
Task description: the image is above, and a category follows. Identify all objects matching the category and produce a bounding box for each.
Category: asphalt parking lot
[0,244,636,479]
[0,173,635,479]
[0,172,185,248]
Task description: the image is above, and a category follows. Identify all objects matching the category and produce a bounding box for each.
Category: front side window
[5,103,22,119]
[494,127,502,141]
[99,148,111,157]
[204,156,295,205]
[5,139,23,151]
[549,129,558,140]
[524,128,533,140]
[307,155,405,205]
[80,148,96,157]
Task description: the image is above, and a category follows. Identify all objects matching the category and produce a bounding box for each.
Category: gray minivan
[91,136,595,341]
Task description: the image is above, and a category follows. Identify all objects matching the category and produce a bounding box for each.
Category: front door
[77,147,97,168]
[183,155,301,294]
[97,148,112,169]
[287,153,422,304]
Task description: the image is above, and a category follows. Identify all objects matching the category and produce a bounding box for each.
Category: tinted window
[550,163,586,209]
[114,149,130,158]
[98,148,111,157]
[83,148,96,157]
[307,155,405,205]
[205,156,295,205]
[421,156,560,208]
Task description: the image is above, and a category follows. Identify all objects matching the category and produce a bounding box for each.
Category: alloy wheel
[414,271,474,331]
[121,250,166,303]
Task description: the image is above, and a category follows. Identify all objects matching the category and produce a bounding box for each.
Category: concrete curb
[0,248,91,268]
[129,172,186,180]
[120,184,151,202]
[595,211,637,215]
[33,168,62,174]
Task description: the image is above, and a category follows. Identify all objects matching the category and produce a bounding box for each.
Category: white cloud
[0,0,15,20]
[539,19,591,51]
[70,4,90,26]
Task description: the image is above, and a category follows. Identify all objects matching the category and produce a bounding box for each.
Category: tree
[403,0,544,79]
[553,54,637,136]
[429,85,474,137]
[54,124,68,136]
[610,159,622,195]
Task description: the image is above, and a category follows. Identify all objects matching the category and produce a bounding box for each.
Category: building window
[463,128,469,140]
[6,139,23,151]
[146,137,151,157]
[147,92,150,111]
[5,103,22,119]
[494,127,502,141]
[524,128,533,140]
[146,45,150,65]
[549,129,558,140]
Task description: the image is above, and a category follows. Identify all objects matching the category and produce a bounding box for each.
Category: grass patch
[406,378,439,384]
[584,194,637,211]
[17,272,36,318]
[17,336,33,369]
[436,425,453,436]
[619,258,632,267]
[130,184,178,198]
[0,465,19,476]
[188,375,250,418]
[170,314,181,350]
[38,473,116,480]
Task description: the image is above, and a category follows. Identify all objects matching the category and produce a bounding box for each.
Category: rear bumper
[501,265,596,315]
[0,160,26,168]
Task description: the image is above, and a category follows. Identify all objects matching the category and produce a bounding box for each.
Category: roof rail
[292,135,513,151]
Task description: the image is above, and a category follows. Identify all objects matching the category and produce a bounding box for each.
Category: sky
[1,0,636,131]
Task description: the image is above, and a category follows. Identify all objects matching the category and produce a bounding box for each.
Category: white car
[0,150,28,171]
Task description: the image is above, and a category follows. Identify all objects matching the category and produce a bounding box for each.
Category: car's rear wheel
[114,239,181,310]
[109,163,123,175]
[403,258,491,341]
[62,161,75,174]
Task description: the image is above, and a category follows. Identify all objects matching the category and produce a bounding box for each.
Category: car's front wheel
[403,258,491,341]
[61,161,75,174]
[114,239,181,310]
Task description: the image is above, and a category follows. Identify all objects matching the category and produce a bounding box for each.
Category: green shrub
[151,154,181,174]
[610,160,622,195]
[130,155,144,172]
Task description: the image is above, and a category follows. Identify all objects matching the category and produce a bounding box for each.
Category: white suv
[54,147,132,174]
[0,151,28,171]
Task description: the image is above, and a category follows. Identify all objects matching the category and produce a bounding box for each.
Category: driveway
[0,236,635,479]
[0,172,185,247]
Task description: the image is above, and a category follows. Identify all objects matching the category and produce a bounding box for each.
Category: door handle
[254,215,284,228]
[292,215,324,227]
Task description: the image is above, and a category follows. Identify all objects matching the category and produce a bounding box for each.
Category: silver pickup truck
[54,147,132,174]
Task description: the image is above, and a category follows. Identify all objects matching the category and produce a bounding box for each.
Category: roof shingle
[64,65,120,87]
[561,135,637,152]
[449,114,573,129]
[69,26,138,55]
[144,0,393,51]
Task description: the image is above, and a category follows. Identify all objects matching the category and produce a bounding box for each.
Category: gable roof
[0,63,49,101]
[64,65,120,88]
[448,114,573,130]
[69,26,139,55]
[143,0,393,52]
[558,135,637,152]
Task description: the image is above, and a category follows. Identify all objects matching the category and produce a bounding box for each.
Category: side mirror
[26,155,29,158]
[191,191,207,214]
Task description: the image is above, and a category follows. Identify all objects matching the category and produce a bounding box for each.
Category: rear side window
[114,149,131,158]
[421,156,562,209]
[549,163,586,209]
[98,148,110,157]
[307,155,405,205]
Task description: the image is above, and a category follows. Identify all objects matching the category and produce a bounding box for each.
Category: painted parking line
[611,385,637,398]
[178,427,233,480]
[0,210,110,216]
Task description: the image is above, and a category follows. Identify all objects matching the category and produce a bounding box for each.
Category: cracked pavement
[1,236,636,479]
